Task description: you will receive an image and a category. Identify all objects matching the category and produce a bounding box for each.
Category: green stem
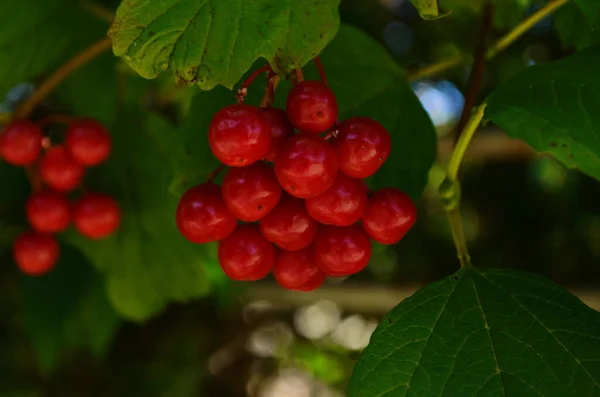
[408,0,571,82]
[440,103,487,268]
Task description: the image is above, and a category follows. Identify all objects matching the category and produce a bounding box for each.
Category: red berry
[176,183,236,243]
[261,107,295,162]
[286,81,338,134]
[305,173,367,226]
[26,190,70,233]
[209,104,271,166]
[362,188,416,245]
[273,248,326,291]
[314,225,371,277]
[72,192,121,239]
[259,194,318,251]
[274,134,338,198]
[218,224,275,281]
[222,162,282,222]
[13,231,59,276]
[39,145,85,192]
[66,119,112,166]
[0,121,42,165]
[333,117,391,178]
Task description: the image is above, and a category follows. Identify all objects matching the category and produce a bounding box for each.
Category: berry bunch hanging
[0,118,121,276]
[176,60,417,291]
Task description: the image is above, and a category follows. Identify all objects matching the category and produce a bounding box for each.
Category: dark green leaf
[0,0,110,95]
[554,3,600,50]
[20,243,120,374]
[349,267,600,397]
[575,0,600,27]
[487,46,600,181]
[66,107,218,321]
[108,0,341,90]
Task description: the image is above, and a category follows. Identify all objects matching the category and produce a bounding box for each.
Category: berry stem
[407,0,570,81]
[236,64,272,104]
[24,165,43,192]
[15,37,112,120]
[295,68,304,84]
[313,56,327,85]
[440,103,487,269]
[207,164,226,183]
[260,71,280,108]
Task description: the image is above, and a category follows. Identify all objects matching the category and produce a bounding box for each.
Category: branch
[15,37,112,120]
[408,0,571,81]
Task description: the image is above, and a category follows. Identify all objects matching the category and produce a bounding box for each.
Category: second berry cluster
[176,69,416,291]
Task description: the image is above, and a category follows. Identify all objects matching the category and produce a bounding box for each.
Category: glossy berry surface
[286,81,338,134]
[72,192,121,239]
[333,117,391,178]
[40,145,85,192]
[362,188,417,245]
[66,119,112,166]
[305,173,367,226]
[259,194,318,251]
[13,231,59,275]
[218,224,275,281]
[222,162,282,222]
[26,190,70,233]
[273,248,326,291]
[274,134,338,198]
[176,183,237,244]
[0,120,42,165]
[314,225,372,277]
[261,107,295,162]
[209,104,271,166]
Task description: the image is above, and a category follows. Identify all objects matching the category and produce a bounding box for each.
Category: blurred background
[1,0,599,396]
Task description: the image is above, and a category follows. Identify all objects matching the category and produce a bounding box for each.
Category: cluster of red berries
[0,119,121,276]
[176,78,416,291]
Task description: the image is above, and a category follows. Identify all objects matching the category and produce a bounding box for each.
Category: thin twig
[15,37,112,120]
[236,64,271,104]
[79,1,114,23]
[313,56,327,85]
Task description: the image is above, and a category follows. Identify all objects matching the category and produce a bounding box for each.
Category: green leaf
[486,46,600,181]
[168,25,436,199]
[554,3,600,50]
[0,0,110,95]
[66,107,217,321]
[349,267,600,397]
[409,0,445,20]
[575,0,600,27]
[108,0,341,90]
[20,243,120,374]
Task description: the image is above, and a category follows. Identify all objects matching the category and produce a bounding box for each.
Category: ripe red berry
[66,119,112,166]
[218,224,275,281]
[72,192,121,239]
[261,107,295,162]
[286,81,338,134]
[333,117,391,178]
[26,190,70,233]
[273,248,326,291]
[274,134,338,198]
[13,231,59,275]
[209,104,271,166]
[305,173,367,226]
[362,188,417,245]
[314,225,372,277]
[39,145,85,192]
[0,120,42,165]
[176,183,237,244]
[259,194,318,251]
[222,162,282,222]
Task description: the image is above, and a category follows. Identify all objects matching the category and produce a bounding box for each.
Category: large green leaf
[20,243,120,374]
[168,25,437,199]
[487,46,600,181]
[66,107,218,321]
[349,267,600,397]
[0,0,109,95]
[108,0,340,90]
[575,0,600,27]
